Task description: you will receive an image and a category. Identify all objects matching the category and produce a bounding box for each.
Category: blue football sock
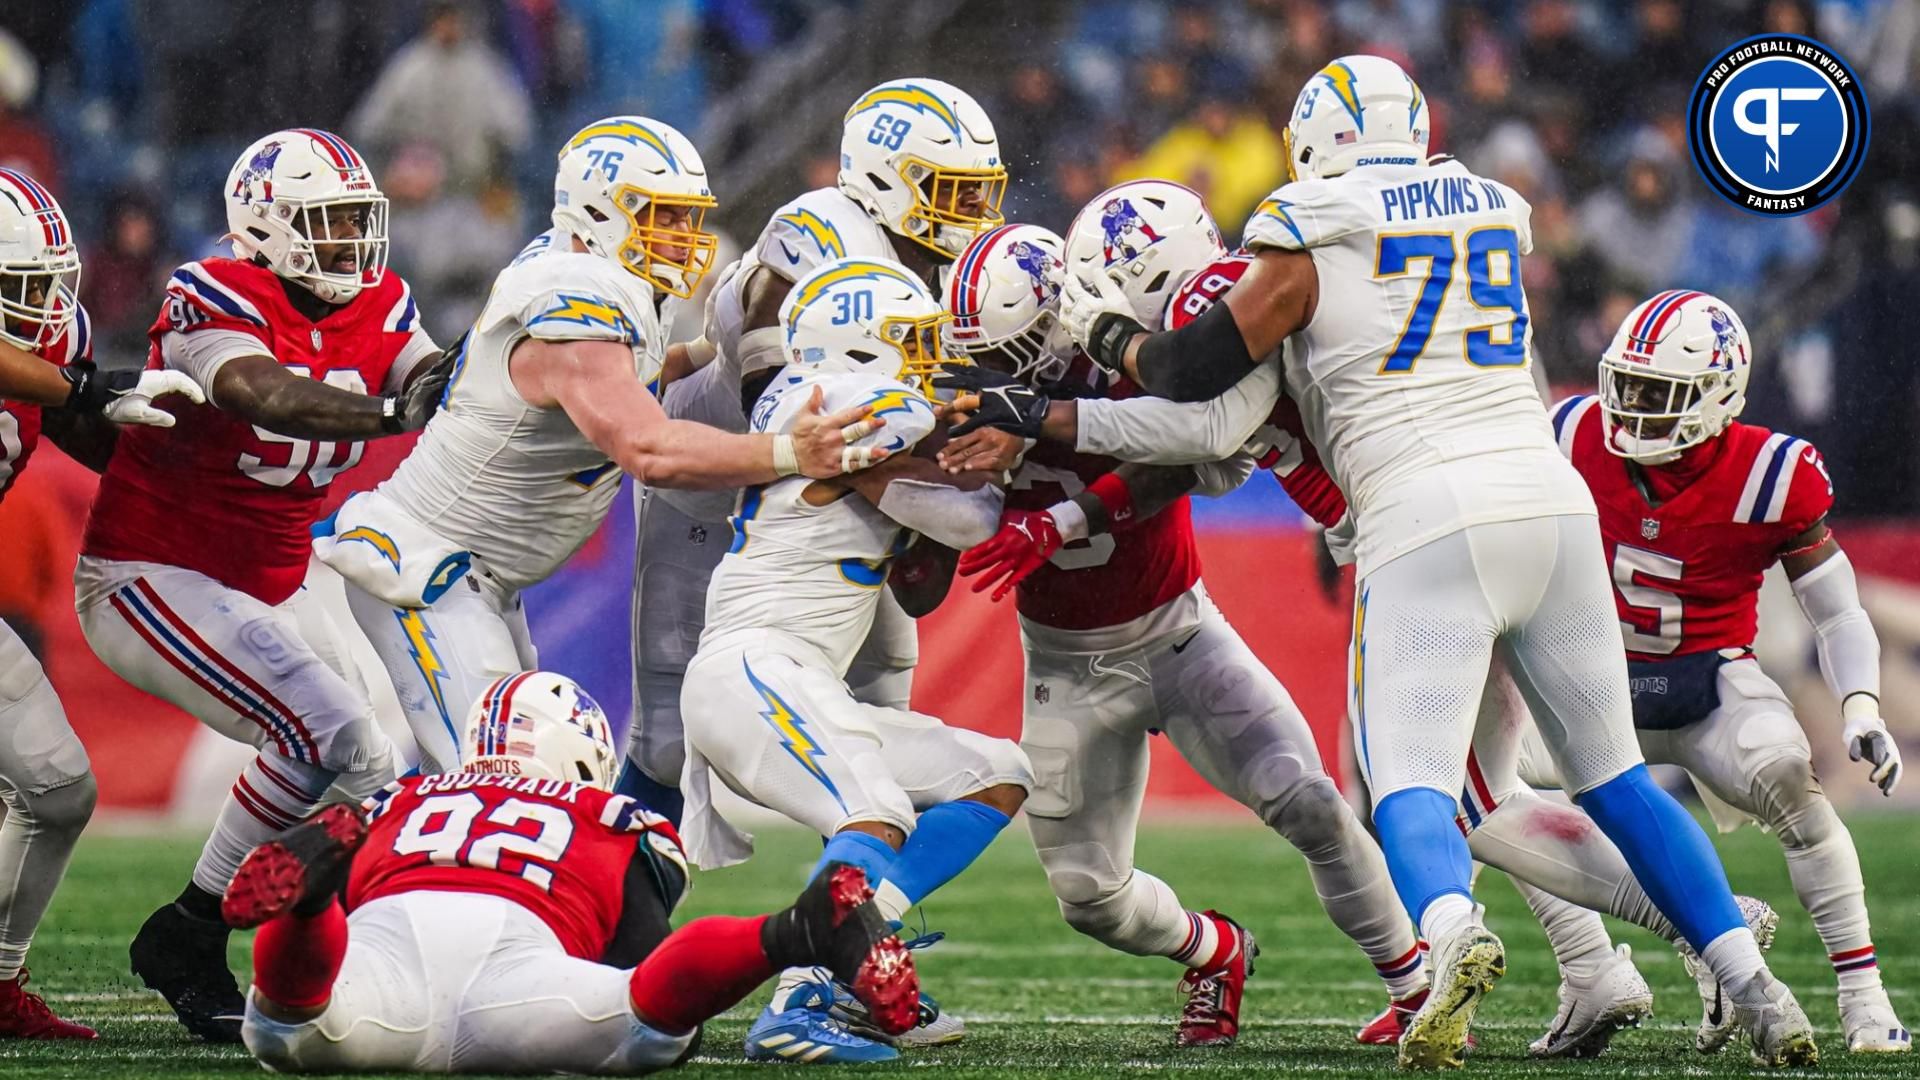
[1372,787,1475,923]
[611,757,685,828]
[1576,763,1742,952]
[813,830,897,889]
[882,800,1012,907]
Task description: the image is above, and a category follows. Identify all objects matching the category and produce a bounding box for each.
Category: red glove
[958,509,1064,602]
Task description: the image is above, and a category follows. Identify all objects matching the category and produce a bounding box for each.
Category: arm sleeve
[1189,451,1257,498]
[600,834,688,969]
[381,327,442,394]
[1075,360,1282,464]
[876,480,1006,550]
[1789,551,1881,705]
[159,329,272,392]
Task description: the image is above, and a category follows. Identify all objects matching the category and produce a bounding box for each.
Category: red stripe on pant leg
[231,779,297,831]
[109,592,293,757]
[132,579,320,762]
[234,774,302,827]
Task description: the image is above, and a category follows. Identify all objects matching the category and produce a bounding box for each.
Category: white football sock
[1701,928,1768,1005]
[1419,893,1477,944]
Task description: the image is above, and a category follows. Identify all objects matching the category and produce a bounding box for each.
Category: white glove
[100,370,205,428]
[1842,693,1902,795]
[1059,267,1139,351]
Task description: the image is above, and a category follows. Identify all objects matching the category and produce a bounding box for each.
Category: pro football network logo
[1687,34,1869,216]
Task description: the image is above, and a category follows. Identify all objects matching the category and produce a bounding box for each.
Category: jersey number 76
[1373,227,1528,373]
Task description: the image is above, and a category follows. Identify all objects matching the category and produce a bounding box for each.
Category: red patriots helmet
[462,672,619,791]
[224,129,389,304]
[1599,290,1752,463]
[0,168,81,350]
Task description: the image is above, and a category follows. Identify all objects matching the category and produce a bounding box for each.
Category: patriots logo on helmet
[566,688,604,734]
[1100,198,1162,263]
[232,141,284,205]
[1006,240,1058,304]
[1706,305,1745,371]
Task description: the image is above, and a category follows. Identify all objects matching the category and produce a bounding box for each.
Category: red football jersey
[1555,396,1833,659]
[1009,357,1201,630]
[350,771,682,961]
[0,302,91,503]
[82,259,421,604]
[1165,251,1347,528]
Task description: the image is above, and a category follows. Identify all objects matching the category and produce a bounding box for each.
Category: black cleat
[223,804,368,929]
[129,903,245,1043]
[783,863,920,1038]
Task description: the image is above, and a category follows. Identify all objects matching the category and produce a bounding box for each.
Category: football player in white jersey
[679,257,1030,1059]
[1040,56,1815,1069]
[313,116,891,776]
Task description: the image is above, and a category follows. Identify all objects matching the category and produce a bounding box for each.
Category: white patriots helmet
[1284,55,1430,182]
[0,168,81,351]
[1599,290,1752,464]
[554,116,719,299]
[780,256,957,394]
[1063,180,1224,328]
[944,223,1074,385]
[224,129,388,303]
[839,78,1007,257]
[461,671,619,791]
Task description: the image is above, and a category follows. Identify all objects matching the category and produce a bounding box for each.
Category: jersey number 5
[1374,228,1528,373]
[392,792,576,891]
[1612,545,1683,655]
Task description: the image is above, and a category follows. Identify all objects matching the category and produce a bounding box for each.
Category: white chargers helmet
[1063,180,1223,328]
[553,116,718,299]
[225,129,388,304]
[780,257,957,393]
[1599,290,1752,464]
[1284,55,1430,182]
[461,671,619,791]
[839,78,1007,257]
[0,167,80,351]
[944,223,1074,385]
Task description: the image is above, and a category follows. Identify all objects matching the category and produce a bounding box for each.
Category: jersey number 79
[1373,228,1528,373]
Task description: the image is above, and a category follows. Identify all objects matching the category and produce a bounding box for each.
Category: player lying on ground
[221,670,918,1074]
[316,115,889,783]
[0,169,202,1040]
[613,80,1007,1058]
[939,213,1426,1048]
[678,257,1031,1056]
[67,129,458,1043]
[1540,290,1906,1054]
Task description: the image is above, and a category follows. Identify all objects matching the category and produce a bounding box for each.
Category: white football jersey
[699,368,936,675]
[374,228,668,591]
[1243,160,1592,574]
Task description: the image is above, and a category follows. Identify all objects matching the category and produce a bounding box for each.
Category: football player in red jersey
[0,169,202,1041]
[1550,290,1908,1054]
[70,130,458,1042]
[221,671,917,1074]
[937,203,1423,1049]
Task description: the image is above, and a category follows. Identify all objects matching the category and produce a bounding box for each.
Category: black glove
[932,362,1051,439]
[382,333,464,434]
[60,362,142,413]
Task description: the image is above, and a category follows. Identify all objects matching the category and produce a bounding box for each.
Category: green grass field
[3,814,1915,1079]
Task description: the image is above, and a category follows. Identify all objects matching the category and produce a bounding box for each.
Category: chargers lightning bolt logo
[776,209,846,261]
[531,294,638,344]
[743,660,845,809]
[844,83,962,136]
[337,526,401,572]
[565,119,682,173]
[1255,198,1305,246]
[394,610,454,739]
[1317,62,1365,131]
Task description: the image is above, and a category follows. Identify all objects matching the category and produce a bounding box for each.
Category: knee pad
[25,773,98,834]
[1749,754,1833,847]
[1264,773,1351,855]
[1038,839,1131,909]
[1056,869,1185,956]
[0,628,46,705]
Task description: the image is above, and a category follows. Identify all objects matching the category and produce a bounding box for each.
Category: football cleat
[129,903,246,1043]
[1358,991,1422,1046]
[1527,944,1653,1058]
[1399,923,1504,1070]
[782,864,919,1038]
[1679,894,1778,1053]
[1839,989,1911,1053]
[0,970,96,1040]
[830,926,964,1046]
[1735,973,1818,1067]
[221,803,368,929]
[1176,911,1257,1048]
[744,979,897,1064]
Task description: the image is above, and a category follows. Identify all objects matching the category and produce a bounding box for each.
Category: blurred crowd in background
[1,0,1916,514]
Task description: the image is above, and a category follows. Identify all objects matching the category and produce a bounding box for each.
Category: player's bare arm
[1780,515,1902,794]
[1064,248,1316,403]
[208,344,450,441]
[516,335,887,488]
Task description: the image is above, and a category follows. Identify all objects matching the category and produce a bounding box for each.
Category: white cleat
[1398,924,1504,1070]
[1527,944,1653,1059]
[1736,974,1819,1068]
[1679,895,1779,1054]
[1840,989,1912,1053]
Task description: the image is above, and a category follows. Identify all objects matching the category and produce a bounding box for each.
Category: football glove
[958,509,1065,602]
[61,363,206,427]
[933,363,1051,439]
[1842,693,1902,795]
[383,333,463,433]
[1060,269,1144,377]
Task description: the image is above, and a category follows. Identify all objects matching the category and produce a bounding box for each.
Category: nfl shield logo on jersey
[1641,517,1661,540]
[311,328,323,350]
[1034,684,1050,704]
